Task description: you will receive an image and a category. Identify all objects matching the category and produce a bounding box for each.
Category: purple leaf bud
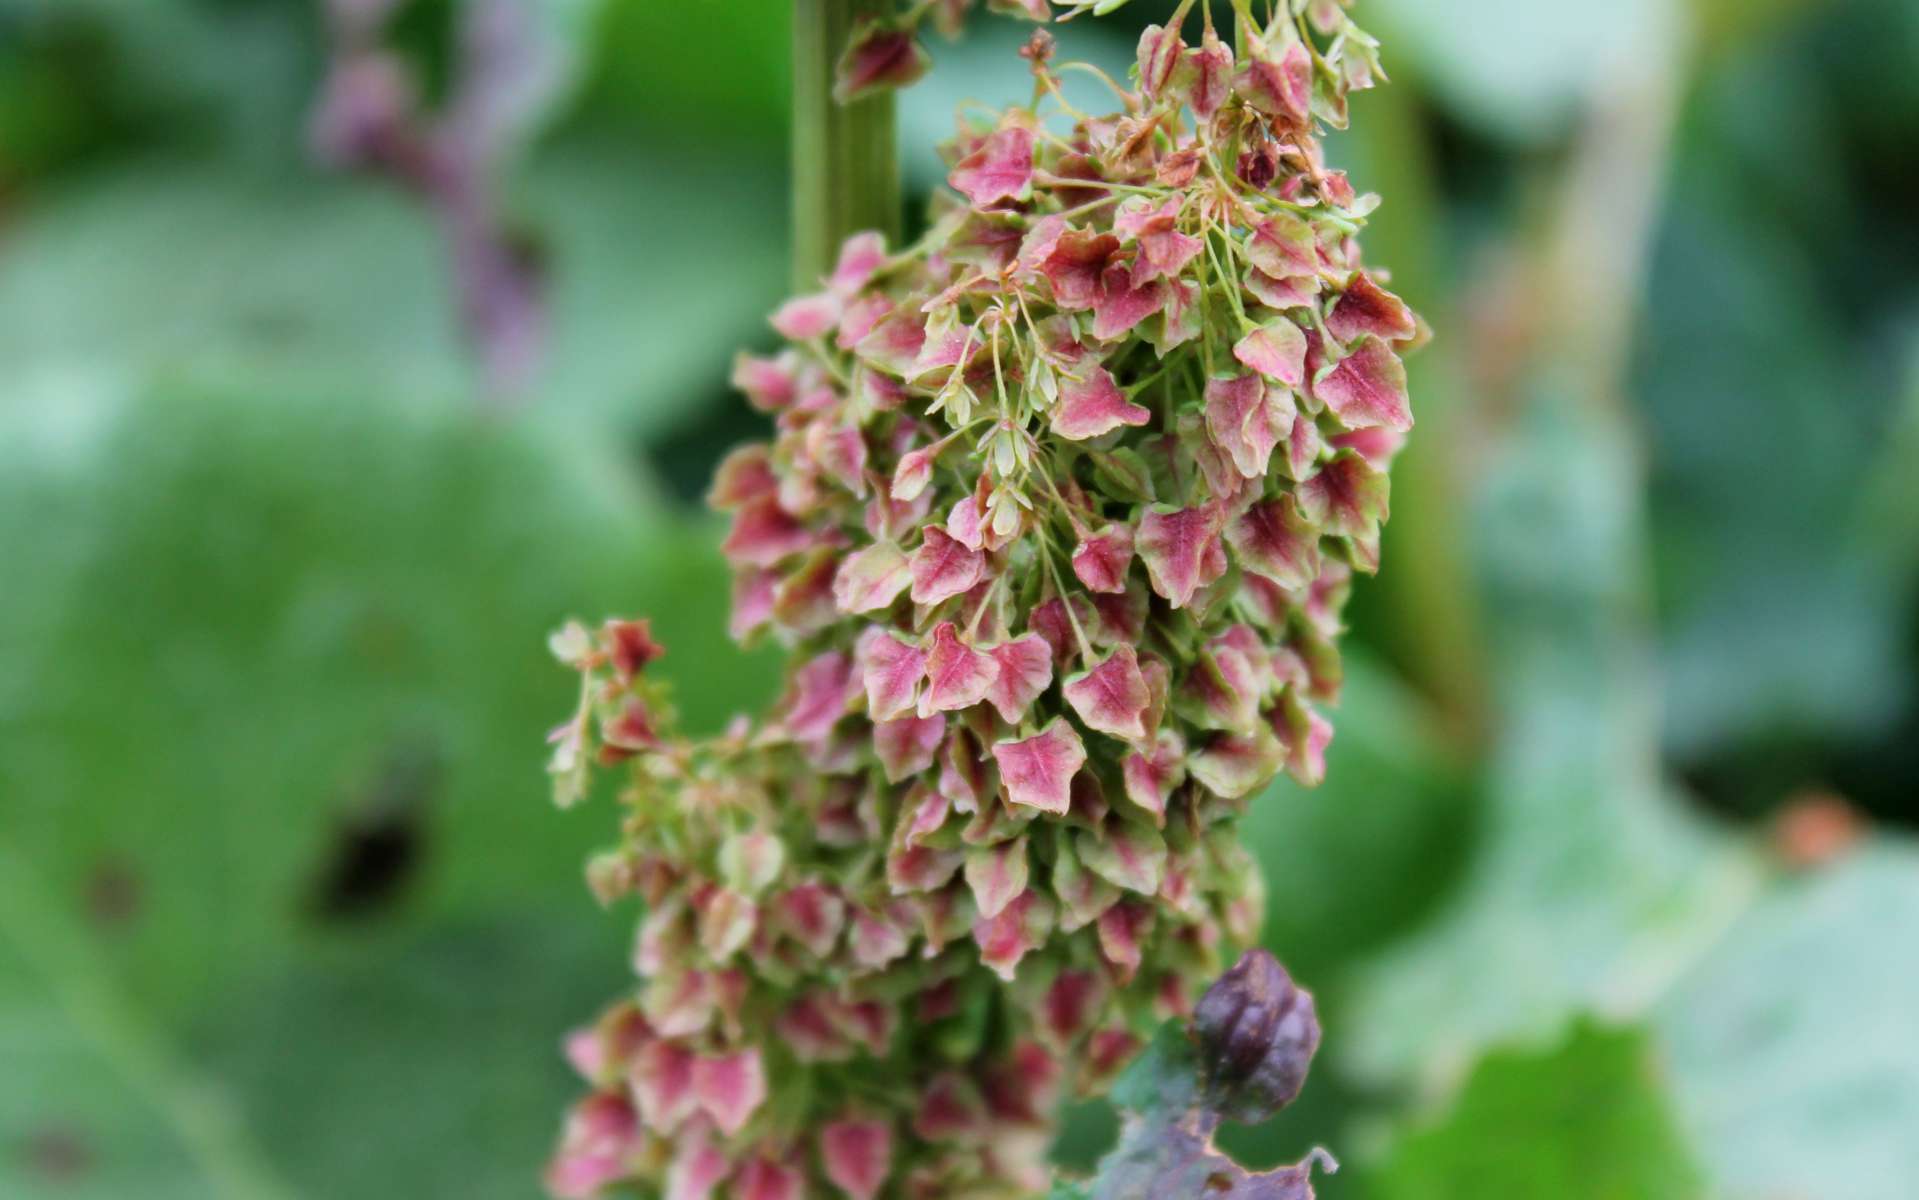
[1192,948,1321,1123]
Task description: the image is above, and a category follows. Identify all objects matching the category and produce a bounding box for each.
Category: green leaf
[0,377,777,1029]
[1107,1023,1204,1120]
[523,135,786,435]
[1340,392,1763,1089]
[193,913,626,1200]
[1365,0,1672,144]
[0,842,625,1200]
[1371,1020,1704,1200]
[581,0,791,143]
[1241,649,1472,983]
[0,145,782,437]
[0,375,780,1195]
[1336,389,1919,1199]
[0,854,295,1200]
[1654,844,1919,1200]
[1639,119,1911,759]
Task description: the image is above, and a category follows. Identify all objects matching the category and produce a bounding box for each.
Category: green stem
[792,0,903,290]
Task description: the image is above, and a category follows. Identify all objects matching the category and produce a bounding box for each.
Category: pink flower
[1052,367,1151,440]
[874,713,946,781]
[1204,372,1294,479]
[548,8,1420,1190]
[1064,645,1152,741]
[820,1117,893,1200]
[857,628,926,720]
[834,20,929,102]
[948,125,1035,206]
[1037,228,1120,309]
[1095,899,1153,982]
[964,837,1030,919]
[735,1158,804,1200]
[983,634,1054,723]
[1327,272,1417,343]
[1122,731,1186,822]
[1314,335,1413,432]
[1236,39,1313,125]
[1137,502,1225,609]
[708,445,778,510]
[1298,450,1390,538]
[730,352,797,411]
[691,1048,766,1136]
[1246,213,1319,279]
[971,888,1055,980]
[1227,495,1321,588]
[545,1092,643,1199]
[771,291,842,340]
[993,719,1087,815]
[920,621,998,716]
[1232,319,1308,388]
[833,542,911,613]
[914,1072,988,1143]
[830,231,888,296]
[1071,523,1135,594]
[1181,32,1233,117]
[1081,815,1167,899]
[1039,968,1107,1049]
[909,527,985,606]
[1115,196,1201,284]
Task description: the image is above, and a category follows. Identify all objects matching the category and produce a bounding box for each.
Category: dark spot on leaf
[82,855,143,931]
[310,740,438,921]
[18,1125,90,1182]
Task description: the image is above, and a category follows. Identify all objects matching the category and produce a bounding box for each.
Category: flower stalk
[793,0,903,288]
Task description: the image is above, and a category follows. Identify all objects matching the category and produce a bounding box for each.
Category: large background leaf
[1371,1021,1703,1200]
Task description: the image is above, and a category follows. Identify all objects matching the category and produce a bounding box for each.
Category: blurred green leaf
[1654,843,1919,1200]
[1858,347,1919,569]
[0,374,777,1032]
[0,159,467,403]
[0,855,294,1200]
[0,143,782,438]
[1337,388,1919,1198]
[193,914,626,1200]
[1342,390,1761,1088]
[0,373,782,1194]
[1367,0,1675,144]
[1636,25,1916,762]
[1242,651,1473,984]
[522,133,786,435]
[0,0,316,167]
[576,0,790,143]
[1371,1020,1703,1200]
[2,816,634,1200]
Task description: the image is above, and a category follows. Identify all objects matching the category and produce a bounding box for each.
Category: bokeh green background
[2,0,1916,1196]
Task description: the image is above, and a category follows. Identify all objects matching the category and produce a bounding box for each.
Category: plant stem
[792,0,902,291]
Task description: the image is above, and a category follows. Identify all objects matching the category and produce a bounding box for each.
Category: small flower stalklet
[545,1,1418,1195]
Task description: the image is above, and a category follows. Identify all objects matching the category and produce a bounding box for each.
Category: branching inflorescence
[545,1,1417,1196]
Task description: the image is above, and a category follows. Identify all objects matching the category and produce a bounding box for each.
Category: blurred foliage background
[1,0,1915,1196]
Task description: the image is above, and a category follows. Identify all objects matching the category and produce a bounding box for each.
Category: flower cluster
[545,2,1416,1196]
[836,0,1385,113]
